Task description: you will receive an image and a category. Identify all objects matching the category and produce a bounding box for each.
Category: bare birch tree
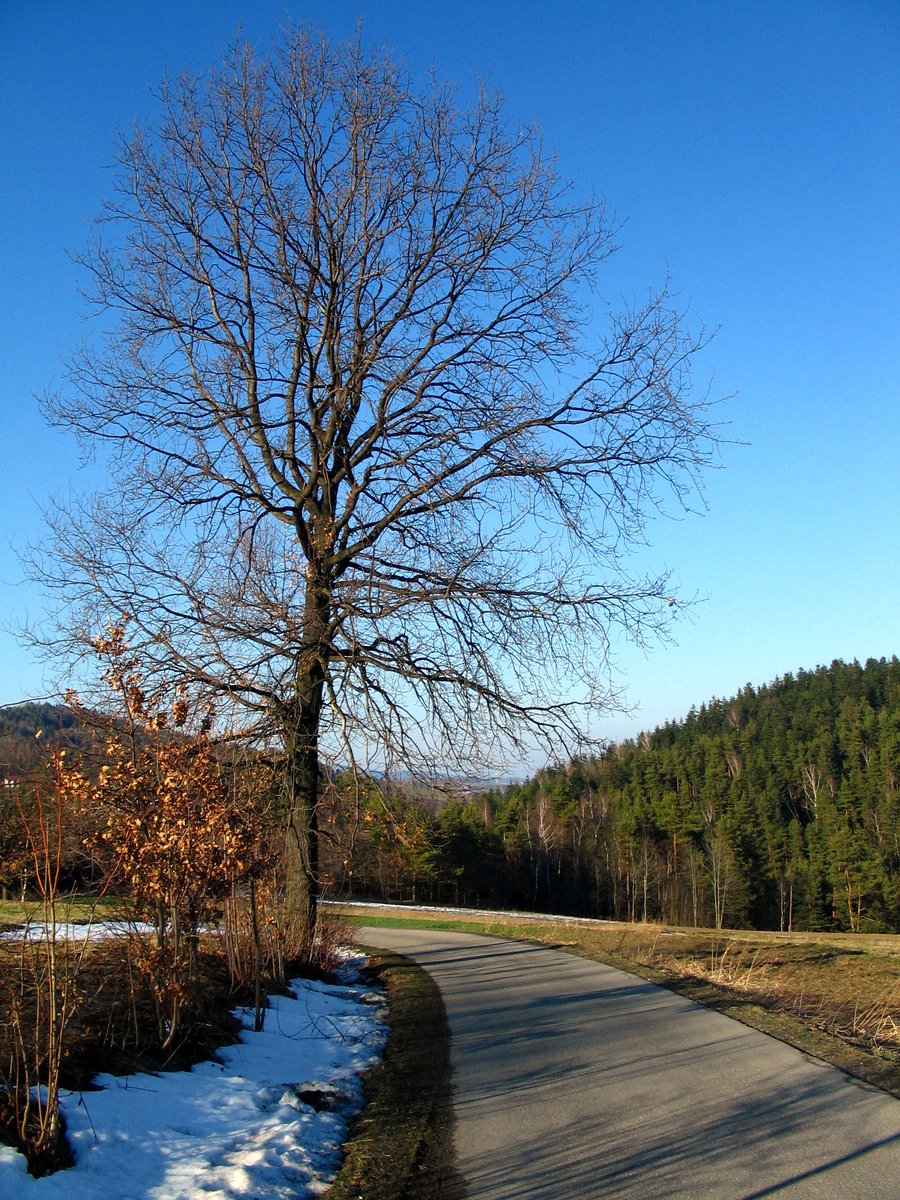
[33,27,718,937]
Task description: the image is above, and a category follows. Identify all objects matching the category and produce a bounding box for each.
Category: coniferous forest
[2,658,898,934]
[323,658,900,934]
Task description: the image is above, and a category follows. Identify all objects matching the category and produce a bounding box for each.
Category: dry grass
[0,935,242,1091]
[659,937,898,1049]
[556,923,900,1052]
[337,905,900,1097]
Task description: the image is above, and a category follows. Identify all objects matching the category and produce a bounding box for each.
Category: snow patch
[0,968,388,1198]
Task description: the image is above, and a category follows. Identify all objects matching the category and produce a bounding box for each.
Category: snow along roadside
[0,961,388,1199]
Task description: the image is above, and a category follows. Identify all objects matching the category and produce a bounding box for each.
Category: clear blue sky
[1,0,897,747]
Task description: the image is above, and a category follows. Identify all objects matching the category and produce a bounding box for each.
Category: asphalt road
[358,926,900,1199]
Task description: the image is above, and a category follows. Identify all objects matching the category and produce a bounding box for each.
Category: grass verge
[325,950,460,1200]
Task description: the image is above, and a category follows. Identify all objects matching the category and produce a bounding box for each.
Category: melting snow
[0,959,387,1198]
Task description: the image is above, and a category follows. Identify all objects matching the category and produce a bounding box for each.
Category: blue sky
[1,0,897,746]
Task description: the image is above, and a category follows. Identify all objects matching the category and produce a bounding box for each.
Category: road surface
[358,926,900,1199]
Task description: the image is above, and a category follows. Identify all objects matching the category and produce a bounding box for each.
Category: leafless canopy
[38,26,717,779]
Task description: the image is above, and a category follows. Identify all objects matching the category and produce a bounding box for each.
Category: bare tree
[32,27,718,939]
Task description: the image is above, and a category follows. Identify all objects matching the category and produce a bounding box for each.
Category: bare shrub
[0,758,93,1176]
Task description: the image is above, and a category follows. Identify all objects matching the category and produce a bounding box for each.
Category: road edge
[325,948,461,1199]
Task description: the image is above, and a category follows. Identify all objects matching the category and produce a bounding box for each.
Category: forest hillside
[0,702,93,779]
[323,658,900,934]
[2,658,898,933]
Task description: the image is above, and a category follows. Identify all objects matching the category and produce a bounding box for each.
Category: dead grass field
[337,904,900,1098]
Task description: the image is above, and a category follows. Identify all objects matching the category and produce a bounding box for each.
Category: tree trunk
[285,700,324,955]
[280,578,329,959]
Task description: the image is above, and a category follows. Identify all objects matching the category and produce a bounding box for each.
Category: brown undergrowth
[0,933,241,1171]
[0,916,352,1176]
[54,937,243,1084]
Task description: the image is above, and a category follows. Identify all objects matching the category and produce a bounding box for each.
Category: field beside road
[335,902,900,1098]
[352,926,900,1200]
